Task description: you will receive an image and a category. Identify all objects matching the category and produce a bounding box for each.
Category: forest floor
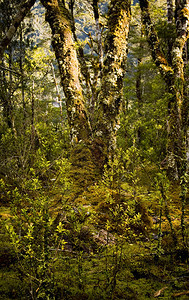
[0,180,188,299]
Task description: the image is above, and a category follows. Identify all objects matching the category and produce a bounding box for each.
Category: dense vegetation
[0,0,188,299]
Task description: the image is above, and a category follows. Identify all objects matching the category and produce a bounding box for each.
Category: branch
[0,0,36,60]
[0,65,21,76]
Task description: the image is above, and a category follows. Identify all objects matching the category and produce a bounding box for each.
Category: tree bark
[69,0,92,100]
[40,0,131,165]
[0,58,14,128]
[136,58,142,147]
[40,0,92,143]
[96,0,131,158]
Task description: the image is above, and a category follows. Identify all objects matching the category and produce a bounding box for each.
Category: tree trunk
[69,0,92,101]
[96,0,131,160]
[38,0,131,193]
[19,24,26,125]
[136,27,144,147]
[167,0,174,23]
[0,52,14,129]
[0,0,131,192]
[40,0,131,155]
[40,0,92,143]
[93,0,103,73]
[167,0,174,64]
[136,56,142,147]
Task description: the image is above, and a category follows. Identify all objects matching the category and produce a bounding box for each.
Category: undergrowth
[0,149,188,299]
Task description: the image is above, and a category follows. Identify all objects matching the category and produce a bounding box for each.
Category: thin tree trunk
[0,0,36,60]
[136,56,142,147]
[19,24,26,124]
[136,27,144,147]
[1,58,13,128]
[93,0,103,74]
[167,0,174,64]
[31,80,35,146]
[50,62,63,125]
[7,46,15,131]
[167,0,174,23]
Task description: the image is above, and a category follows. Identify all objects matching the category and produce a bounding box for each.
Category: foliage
[0,0,189,299]
[2,163,71,299]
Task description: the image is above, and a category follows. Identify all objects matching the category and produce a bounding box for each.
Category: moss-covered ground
[0,198,188,298]
[0,164,188,299]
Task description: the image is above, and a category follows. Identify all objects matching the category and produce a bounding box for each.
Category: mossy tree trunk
[139,0,189,180]
[96,0,131,159]
[40,0,131,190]
[167,0,174,64]
[0,0,131,190]
[40,0,131,163]
[92,0,103,73]
[40,0,92,144]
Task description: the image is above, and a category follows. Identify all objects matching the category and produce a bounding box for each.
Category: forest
[0,0,189,299]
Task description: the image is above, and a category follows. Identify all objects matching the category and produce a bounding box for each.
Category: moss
[135,198,153,229]
[95,0,130,157]
[69,143,100,199]
[42,0,92,143]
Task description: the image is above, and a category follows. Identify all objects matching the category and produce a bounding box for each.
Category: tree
[119,3,167,162]
[0,1,131,168]
[139,0,189,180]
[40,0,131,161]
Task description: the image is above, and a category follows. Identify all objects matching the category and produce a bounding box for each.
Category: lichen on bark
[39,0,131,185]
[40,0,91,143]
[96,0,131,157]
